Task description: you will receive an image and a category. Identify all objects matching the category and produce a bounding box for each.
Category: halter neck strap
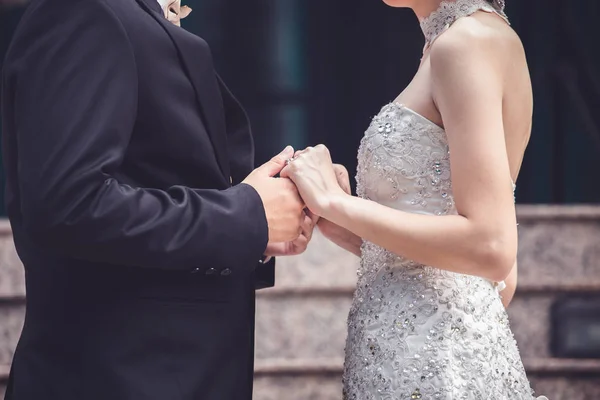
[420,0,509,53]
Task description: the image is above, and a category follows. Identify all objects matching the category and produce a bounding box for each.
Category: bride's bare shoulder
[428,13,524,73]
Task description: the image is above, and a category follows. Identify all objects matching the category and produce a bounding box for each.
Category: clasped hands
[160,4,348,257]
[243,146,351,257]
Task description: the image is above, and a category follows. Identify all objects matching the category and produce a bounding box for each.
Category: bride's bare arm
[315,163,362,257]
[318,219,362,257]
[283,30,517,283]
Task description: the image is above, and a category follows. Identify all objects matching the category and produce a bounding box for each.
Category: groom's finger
[291,234,308,254]
[279,165,290,179]
[302,212,318,242]
[255,146,294,177]
[306,209,320,228]
[300,214,311,234]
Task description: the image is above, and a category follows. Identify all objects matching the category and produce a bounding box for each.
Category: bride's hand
[318,162,350,233]
[332,163,351,195]
[280,145,348,216]
[317,163,361,254]
[293,150,351,195]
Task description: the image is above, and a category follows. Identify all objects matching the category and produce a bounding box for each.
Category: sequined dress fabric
[342,103,545,400]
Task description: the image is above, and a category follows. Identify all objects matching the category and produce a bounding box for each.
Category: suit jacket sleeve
[6,0,269,271]
[216,75,275,289]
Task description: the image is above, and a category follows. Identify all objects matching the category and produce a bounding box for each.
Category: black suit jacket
[1,0,275,398]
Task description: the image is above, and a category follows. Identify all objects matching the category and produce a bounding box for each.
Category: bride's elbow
[476,235,517,282]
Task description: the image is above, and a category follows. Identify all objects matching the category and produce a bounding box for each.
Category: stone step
[0,221,25,299]
[253,358,600,400]
[1,364,9,399]
[0,282,596,367]
[253,376,341,400]
[253,357,600,376]
[0,364,8,380]
[529,377,600,400]
[255,289,592,360]
[253,376,598,400]
[255,292,351,361]
[0,304,24,366]
[3,359,598,400]
[0,292,594,372]
[516,205,600,287]
[508,294,556,359]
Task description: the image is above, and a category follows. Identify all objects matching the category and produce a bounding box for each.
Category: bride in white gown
[282,0,549,399]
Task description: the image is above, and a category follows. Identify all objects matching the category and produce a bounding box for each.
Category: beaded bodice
[356,103,452,216]
[344,103,545,399]
[355,102,515,283]
[420,0,509,50]
[355,101,482,296]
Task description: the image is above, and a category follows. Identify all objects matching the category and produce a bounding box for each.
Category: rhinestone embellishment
[343,102,541,399]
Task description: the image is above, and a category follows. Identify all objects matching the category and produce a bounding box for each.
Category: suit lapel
[136,0,231,180]
[216,75,255,184]
[140,0,162,13]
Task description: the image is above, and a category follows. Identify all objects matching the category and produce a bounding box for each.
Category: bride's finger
[293,149,306,158]
[333,164,351,194]
[298,146,313,158]
[279,155,304,179]
[305,209,320,227]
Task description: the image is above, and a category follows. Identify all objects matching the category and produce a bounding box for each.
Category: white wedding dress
[342,3,548,399]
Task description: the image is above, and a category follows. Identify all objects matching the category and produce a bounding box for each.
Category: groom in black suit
[0,0,310,399]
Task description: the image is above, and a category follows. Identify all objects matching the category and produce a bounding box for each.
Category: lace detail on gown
[342,103,546,399]
[420,0,509,51]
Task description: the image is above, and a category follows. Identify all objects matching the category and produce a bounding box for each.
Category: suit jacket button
[205,268,217,276]
[190,267,201,274]
[221,268,232,276]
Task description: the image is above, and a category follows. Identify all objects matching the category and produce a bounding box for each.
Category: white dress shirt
[156,0,170,12]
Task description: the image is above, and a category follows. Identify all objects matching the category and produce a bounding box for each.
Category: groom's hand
[263,210,318,257]
[243,146,305,243]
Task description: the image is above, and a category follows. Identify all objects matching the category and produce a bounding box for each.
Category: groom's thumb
[256,146,294,177]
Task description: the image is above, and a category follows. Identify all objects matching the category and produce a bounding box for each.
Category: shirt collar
[156,0,169,12]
